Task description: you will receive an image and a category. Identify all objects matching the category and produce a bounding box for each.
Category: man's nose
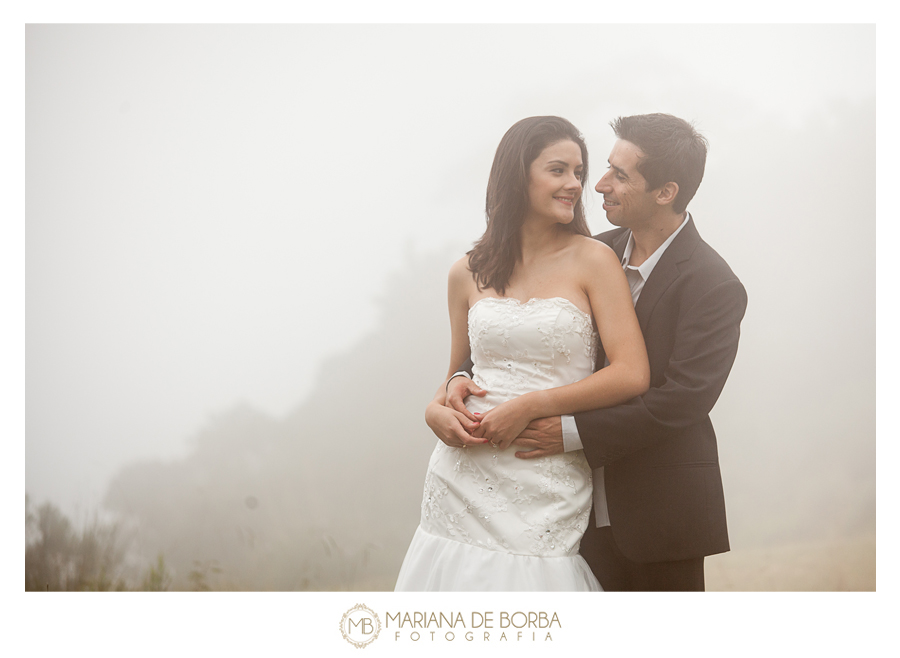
[595,173,611,194]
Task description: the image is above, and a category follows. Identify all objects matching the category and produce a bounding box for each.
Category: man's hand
[425,400,489,448]
[445,375,487,421]
[513,416,564,459]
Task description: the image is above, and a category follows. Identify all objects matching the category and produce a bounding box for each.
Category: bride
[395,116,649,591]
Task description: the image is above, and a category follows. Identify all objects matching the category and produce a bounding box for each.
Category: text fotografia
[386,611,560,642]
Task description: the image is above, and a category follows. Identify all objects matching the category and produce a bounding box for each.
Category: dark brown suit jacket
[579,217,746,563]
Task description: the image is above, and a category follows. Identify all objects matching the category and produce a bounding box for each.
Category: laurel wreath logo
[339,603,382,648]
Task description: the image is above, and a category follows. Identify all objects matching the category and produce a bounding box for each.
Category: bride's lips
[554,196,574,206]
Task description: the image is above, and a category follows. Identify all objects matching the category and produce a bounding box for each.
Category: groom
[439,113,747,591]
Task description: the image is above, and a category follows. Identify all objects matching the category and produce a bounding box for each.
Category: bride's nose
[565,173,582,193]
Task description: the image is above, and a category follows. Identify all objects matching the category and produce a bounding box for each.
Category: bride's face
[525,139,584,226]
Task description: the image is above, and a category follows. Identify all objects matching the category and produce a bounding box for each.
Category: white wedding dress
[395,297,602,591]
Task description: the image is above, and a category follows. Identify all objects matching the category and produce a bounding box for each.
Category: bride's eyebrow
[546,159,581,168]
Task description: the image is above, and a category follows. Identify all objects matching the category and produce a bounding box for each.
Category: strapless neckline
[469,296,592,322]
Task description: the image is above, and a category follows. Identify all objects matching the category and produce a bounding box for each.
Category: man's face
[594,139,659,230]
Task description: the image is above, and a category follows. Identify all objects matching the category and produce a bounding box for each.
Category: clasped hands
[424,376,564,459]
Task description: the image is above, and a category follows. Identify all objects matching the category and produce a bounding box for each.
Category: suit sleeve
[576,276,747,468]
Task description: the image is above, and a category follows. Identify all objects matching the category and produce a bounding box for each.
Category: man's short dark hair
[611,113,708,214]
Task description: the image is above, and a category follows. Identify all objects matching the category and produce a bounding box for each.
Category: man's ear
[655,181,679,207]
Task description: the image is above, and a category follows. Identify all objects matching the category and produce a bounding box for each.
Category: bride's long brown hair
[468,116,591,295]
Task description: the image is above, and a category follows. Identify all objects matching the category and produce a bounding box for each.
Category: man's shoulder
[675,232,747,316]
[687,233,743,287]
[653,215,741,286]
[591,226,629,248]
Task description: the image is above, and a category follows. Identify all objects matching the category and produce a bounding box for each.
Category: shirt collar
[622,212,691,279]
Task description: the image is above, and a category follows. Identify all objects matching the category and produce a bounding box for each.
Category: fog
[25,24,875,590]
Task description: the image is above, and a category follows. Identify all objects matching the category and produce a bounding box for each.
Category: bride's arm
[475,241,649,448]
[424,256,490,447]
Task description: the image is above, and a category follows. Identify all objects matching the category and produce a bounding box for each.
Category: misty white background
[25,24,876,560]
[3,11,898,655]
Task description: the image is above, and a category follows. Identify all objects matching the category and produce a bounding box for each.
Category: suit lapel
[592,219,700,368]
[609,228,630,262]
[634,218,700,329]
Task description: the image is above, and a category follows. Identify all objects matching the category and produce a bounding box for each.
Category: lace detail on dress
[420,443,592,557]
[414,297,598,559]
[468,297,598,395]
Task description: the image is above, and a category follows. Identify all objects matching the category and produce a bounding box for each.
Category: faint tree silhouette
[25,495,127,591]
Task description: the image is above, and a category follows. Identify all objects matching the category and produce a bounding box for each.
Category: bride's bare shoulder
[448,254,478,295]
[571,234,619,269]
[449,254,473,279]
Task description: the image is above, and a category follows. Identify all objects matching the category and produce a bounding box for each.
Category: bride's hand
[472,396,535,450]
[425,400,489,448]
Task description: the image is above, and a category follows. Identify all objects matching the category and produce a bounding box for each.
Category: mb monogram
[339,604,382,648]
